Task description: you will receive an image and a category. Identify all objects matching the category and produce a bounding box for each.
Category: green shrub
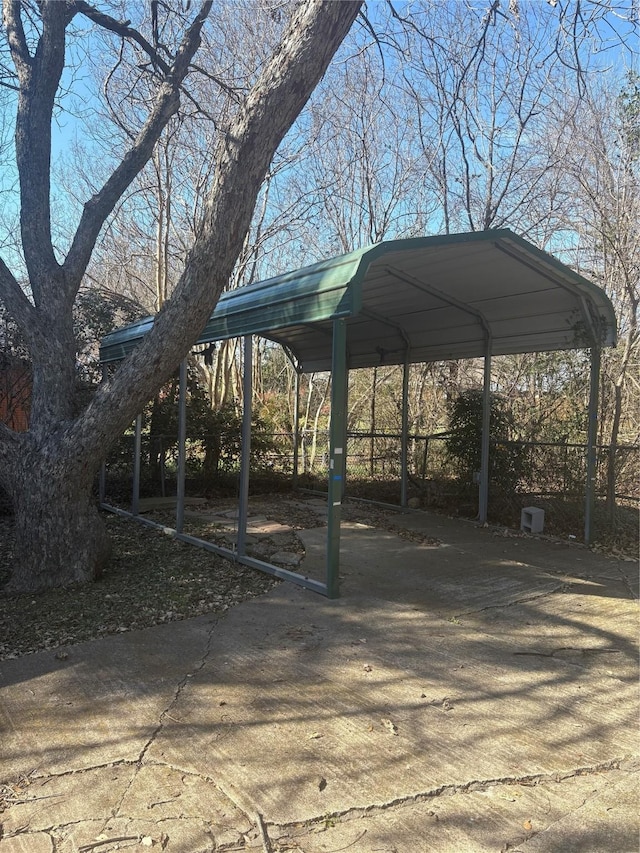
[445,390,525,496]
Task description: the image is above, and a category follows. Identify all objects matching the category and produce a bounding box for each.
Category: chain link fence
[101,428,638,549]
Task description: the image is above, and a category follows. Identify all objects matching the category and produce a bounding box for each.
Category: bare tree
[396,2,592,236]
[0,0,362,594]
[554,75,639,515]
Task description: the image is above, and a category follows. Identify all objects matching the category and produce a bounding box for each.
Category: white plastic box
[521,506,544,534]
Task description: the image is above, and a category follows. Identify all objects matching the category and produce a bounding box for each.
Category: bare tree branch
[188,61,243,102]
[74,0,171,75]
[4,1,73,301]
[2,0,32,77]
[63,1,213,288]
[0,255,40,346]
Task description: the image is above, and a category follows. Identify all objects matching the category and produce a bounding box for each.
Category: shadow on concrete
[0,509,637,850]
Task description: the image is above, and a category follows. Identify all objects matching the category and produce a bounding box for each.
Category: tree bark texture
[3,433,111,593]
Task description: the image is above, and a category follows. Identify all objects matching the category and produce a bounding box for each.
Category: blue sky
[0,0,637,279]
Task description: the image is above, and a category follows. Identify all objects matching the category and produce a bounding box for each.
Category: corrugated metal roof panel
[99,229,616,369]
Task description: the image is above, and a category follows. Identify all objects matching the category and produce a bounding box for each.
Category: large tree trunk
[4,444,110,594]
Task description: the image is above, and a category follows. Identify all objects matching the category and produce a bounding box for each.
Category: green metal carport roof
[99,229,617,368]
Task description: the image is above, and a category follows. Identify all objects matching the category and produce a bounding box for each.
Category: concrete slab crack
[512,647,622,657]
[616,564,639,600]
[99,615,222,832]
[268,757,634,830]
[2,817,105,842]
[139,614,221,763]
[456,584,569,616]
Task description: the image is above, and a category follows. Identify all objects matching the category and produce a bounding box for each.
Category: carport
[99,229,617,598]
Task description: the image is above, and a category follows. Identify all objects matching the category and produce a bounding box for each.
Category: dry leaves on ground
[0,512,277,660]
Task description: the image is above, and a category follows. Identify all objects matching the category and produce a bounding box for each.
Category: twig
[3,793,60,804]
[78,837,141,852]
[328,829,368,851]
[256,812,273,853]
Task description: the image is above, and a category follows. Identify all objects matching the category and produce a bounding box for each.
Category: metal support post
[478,349,492,524]
[292,368,300,488]
[584,345,601,545]
[237,335,253,557]
[400,357,410,507]
[326,318,348,599]
[341,369,350,500]
[176,358,187,534]
[132,413,142,516]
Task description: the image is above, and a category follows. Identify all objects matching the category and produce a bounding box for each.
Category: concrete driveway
[1,509,637,852]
